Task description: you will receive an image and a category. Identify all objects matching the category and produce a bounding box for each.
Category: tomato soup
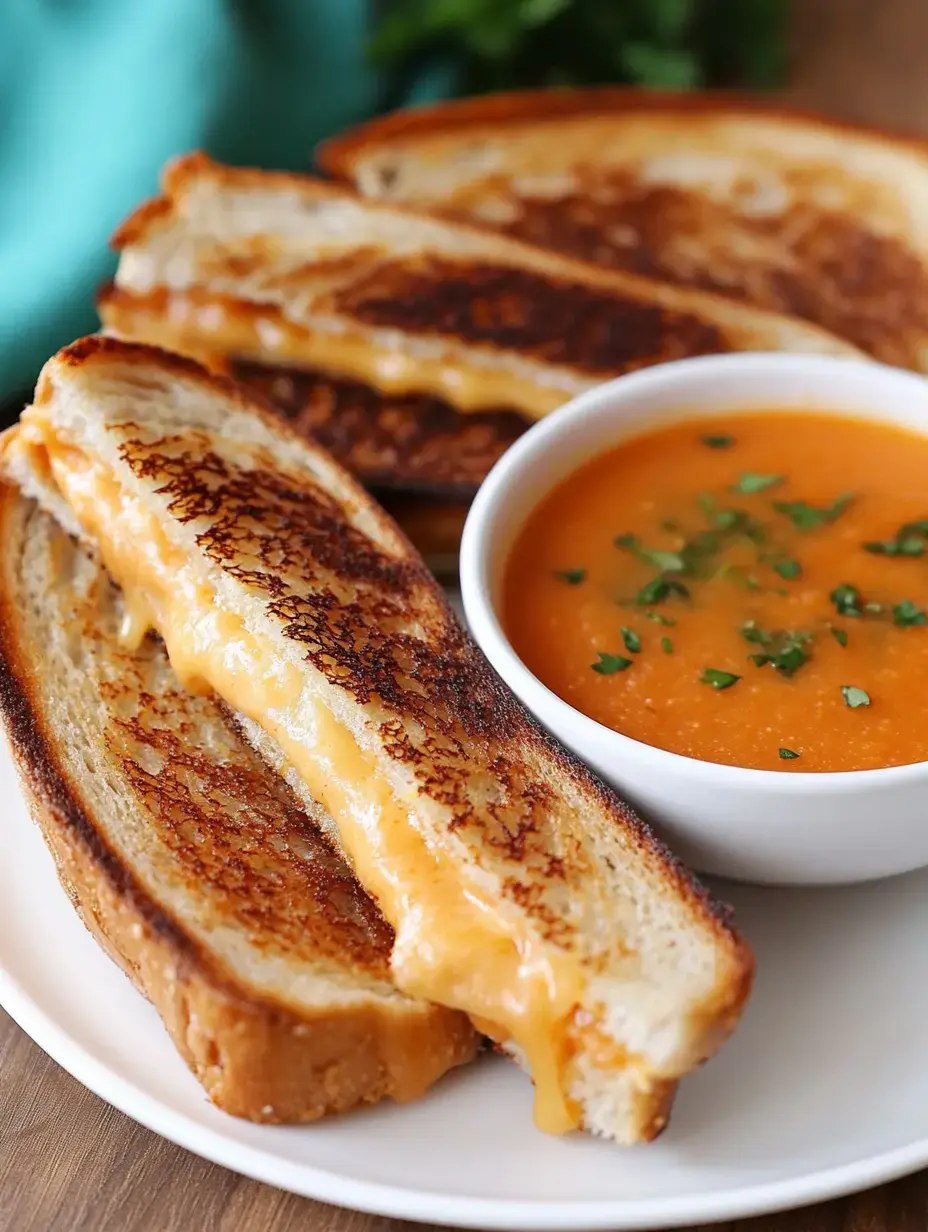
[503,412,928,772]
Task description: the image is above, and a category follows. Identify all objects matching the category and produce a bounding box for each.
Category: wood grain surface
[4,1,928,1229]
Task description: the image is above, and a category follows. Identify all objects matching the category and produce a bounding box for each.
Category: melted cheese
[14,417,591,1133]
[100,298,571,420]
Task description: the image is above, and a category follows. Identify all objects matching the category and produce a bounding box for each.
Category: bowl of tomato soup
[460,354,928,885]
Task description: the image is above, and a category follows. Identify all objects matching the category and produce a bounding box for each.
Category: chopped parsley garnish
[732,472,784,494]
[864,536,925,557]
[864,519,928,557]
[842,685,871,709]
[614,533,684,574]
[643,610,676,626]
[661,636,674,654]
[700,668,741,690]
[830,583,863,617]
[774,492,854,530]
[740,620,773,646]
[771,557,802,580]
[701,434,735,448]
[892,599,927,628]
[712,507,765,543]
[748,630,811,678]
[635,576,690,606]
[621,626,642,653]
[592,653,633,675]
[555,568,586,585]
[778,747,800,760]
[830,626,848,647]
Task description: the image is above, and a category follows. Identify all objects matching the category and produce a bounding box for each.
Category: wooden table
[5,1,928,1228]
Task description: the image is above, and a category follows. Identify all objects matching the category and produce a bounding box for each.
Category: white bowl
[460,353,928,887]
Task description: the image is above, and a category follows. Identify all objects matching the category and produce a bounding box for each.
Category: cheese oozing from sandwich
[5,411,629,1135]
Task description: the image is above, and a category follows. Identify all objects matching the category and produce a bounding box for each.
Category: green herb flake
[830,583,863,617]
[772,557,802,580]
[614,533,684,573]
[830,626,848,647]
[701,434,735,449]
[697,492,717,518]
[842,685,871,709]
[740,620,772,646]
[863,518,928,558]
[661,636,673,654]
[555,568,586,585]
[774,492,854,530]
[732,472,784,494]
[621,626,642,653]
[635,575,689,606]
[644,610,676,627]
[864,536,926,558]
[778,747,800,760]
[591,653,633,676]
[893,599,927,628]
[700,668,741,690]
[747,630,812,678]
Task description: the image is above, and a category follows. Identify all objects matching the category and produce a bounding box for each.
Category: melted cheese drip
[100,298,572,420]
[14,418,588,1133]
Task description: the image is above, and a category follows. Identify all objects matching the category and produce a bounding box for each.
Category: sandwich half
[318,87,928,371]
[0,485,478,1121]
[99,152,859,427]
[2,336,754,1143]
[170,353,525,575]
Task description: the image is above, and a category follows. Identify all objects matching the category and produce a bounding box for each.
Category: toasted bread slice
[0,487,478,1122]
[226,360,520,575]
[93,332,512,573]
[225,359,526,500]
[319,88,928,370]
[3,336,753,1144]
[99,152,858,423]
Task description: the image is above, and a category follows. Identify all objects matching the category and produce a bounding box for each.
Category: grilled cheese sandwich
[0,486,478,1122]
[99,152,860,427]
[319,87,928,370]
[3,336,753,1143]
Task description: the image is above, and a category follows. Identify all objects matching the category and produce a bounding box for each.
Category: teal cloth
[0,1,458,395]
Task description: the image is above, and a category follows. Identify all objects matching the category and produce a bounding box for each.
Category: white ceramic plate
[4,744,928,1230]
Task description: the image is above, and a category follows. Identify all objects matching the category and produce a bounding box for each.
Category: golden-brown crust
[317,91,928,369]
[229,359,525,499]
[316,86,928,177]
[0,484,478,1119]
[55,336,750,970]
[329,255,727,376]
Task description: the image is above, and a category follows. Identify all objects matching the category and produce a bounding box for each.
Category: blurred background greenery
[372,0,789,94]
[0,0,787,408]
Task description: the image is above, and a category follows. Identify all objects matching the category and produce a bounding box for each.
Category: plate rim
[4,957,928,1230]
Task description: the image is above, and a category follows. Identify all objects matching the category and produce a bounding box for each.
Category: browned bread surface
[101,154,859,422]
[0,487,477,1121]
[228,359,526,499]
[318,87,928,369]
[6,336,754,1142]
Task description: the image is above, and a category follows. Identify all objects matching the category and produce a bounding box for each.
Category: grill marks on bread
[333,255,726,374]
[72,545,399,980]
[230,360,526,498]
[490,178,928,369]
[116,430,615,924]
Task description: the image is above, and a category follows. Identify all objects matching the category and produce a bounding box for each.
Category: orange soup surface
[503,412,928,772]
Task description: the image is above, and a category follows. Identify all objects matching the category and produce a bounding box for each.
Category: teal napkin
[0,0,457,395]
